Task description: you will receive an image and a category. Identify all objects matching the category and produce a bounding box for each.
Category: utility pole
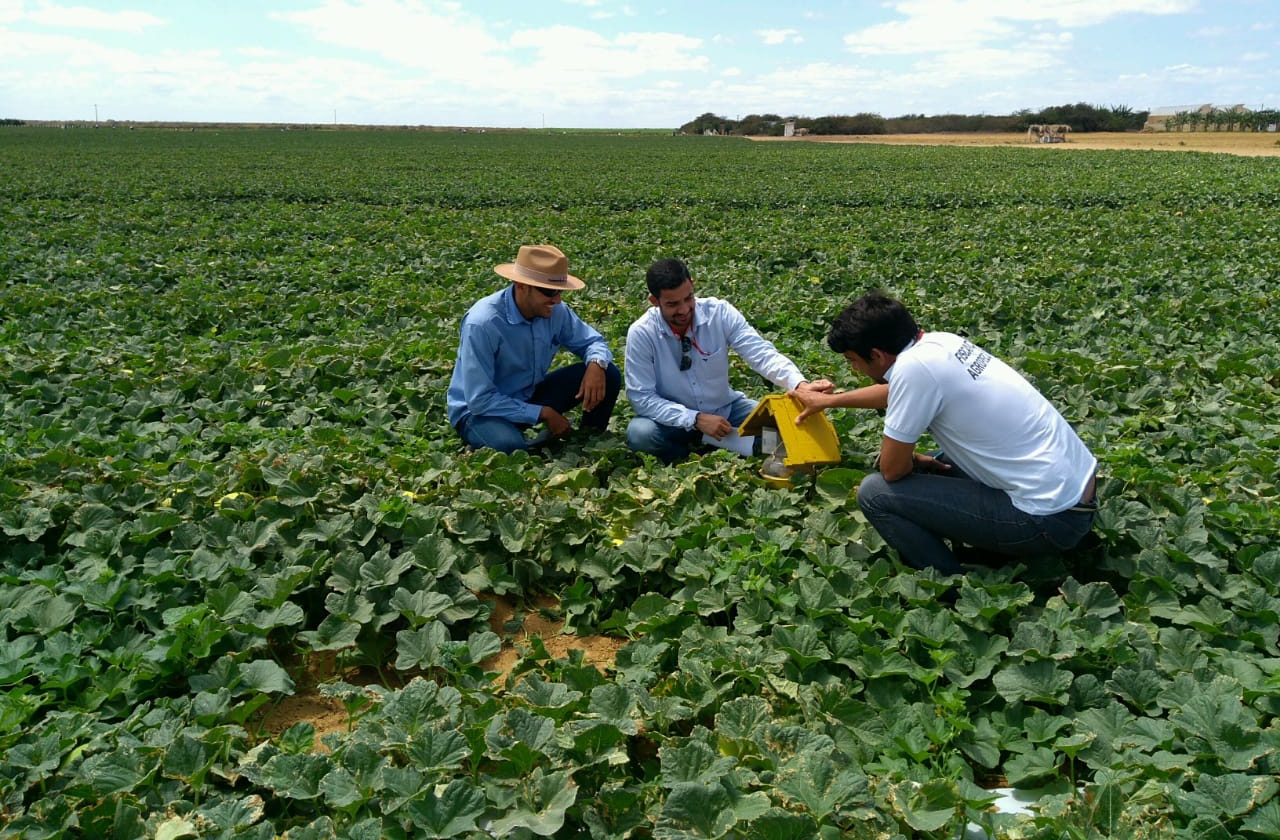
[94,104,98,123]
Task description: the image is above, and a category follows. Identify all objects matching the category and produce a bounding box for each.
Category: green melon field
[2,127,1279,838]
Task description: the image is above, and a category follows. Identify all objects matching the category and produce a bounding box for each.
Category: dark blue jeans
[856,458,1096,575]
[625,395,758,464]
[457,362,621,453]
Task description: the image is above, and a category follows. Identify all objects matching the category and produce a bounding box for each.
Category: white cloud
[507,26,706,81]
[273,0,509,76]
[274,0,705,93]
[757,28,802,46]
[23,2,166,33]
[238,46,284,59]
[844,9,1016,55]
[899,0,1196,29]
[911,46,1062,83]
[845,0,1194,55]
[5,29,159,71]
[0,0,23,25]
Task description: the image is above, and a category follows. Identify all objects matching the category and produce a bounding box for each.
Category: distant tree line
[1,118,27,126]
[680,103,1148,136]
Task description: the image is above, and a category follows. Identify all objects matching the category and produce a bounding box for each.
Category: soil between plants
[257,594,626,750]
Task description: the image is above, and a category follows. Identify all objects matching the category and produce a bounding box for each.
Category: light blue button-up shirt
[447,286,613,428]
[624,297,806,429]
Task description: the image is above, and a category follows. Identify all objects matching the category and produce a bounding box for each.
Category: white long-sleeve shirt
[624,297,806,429]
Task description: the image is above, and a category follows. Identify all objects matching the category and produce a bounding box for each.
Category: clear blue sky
[2,0,1276,127]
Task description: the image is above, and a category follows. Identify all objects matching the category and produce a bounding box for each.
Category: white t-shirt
[883,332,1097,516]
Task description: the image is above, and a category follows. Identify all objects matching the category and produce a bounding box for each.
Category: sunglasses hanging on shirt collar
[679,334,712,371]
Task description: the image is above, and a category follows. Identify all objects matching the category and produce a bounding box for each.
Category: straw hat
[493,245,585,291]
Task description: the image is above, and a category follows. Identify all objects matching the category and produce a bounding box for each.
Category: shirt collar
[884,331,923,381]
[500,285,532,324]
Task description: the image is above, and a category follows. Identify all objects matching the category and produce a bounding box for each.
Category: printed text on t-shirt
[954,340,991,380]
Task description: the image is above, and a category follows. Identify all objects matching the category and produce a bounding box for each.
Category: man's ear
[649,295,659,307]
[871,347,898,368]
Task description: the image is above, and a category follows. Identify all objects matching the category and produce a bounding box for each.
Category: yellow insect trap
[737,394,843,487]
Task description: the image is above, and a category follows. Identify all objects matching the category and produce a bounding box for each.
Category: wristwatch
[590,359,608,371]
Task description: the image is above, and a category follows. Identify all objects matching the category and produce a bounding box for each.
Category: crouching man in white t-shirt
[790,291,1098,576]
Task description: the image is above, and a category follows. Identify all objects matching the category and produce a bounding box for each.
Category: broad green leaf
[657,782,737,839]
[405,779,485,839]
[485,707,555,772]
[775,752,869,821]
[1173,772,1277,819]
[889,778,961,833]
[395,621,451,670]
[389,588,455,624]
[297,615,361,652]
[194,794,266,831]
[162,735,212,783]
[82,748,148,795]
[513,675,585,717]
[1170,692,1267,771]
[587,683,638,733]
[405,730,470,773]
[1060,578,1123,618]
[1004,746,1060,788]
[319,767,365,809]
[771,624,831,669]
[256,753,333,800]
[487,769,578,837]
[29,595,78,634]
[0,505,53,540]
[1242,800,1280,837]
[993,660,1073,704]
[239,659,294,694]
[741,809,821,840]
[280,722,316,755]
[1107,663,1166,715]
[381,766,426,814]
[812,467,861,505]
[659,740,737,788]
[154,816,197,840]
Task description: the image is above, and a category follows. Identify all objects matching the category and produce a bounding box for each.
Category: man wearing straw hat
[447,244,621,453]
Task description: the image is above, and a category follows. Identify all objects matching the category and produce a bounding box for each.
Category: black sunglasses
[535,286,563,298]
[679,335,692,371]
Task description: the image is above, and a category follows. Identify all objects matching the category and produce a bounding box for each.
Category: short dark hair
[827,292,919,360]
[645,258,692,298]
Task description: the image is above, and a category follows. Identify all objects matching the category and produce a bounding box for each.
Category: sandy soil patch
[753,131,1280,157]
[480,592,627,681]
[256,594,626,750]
